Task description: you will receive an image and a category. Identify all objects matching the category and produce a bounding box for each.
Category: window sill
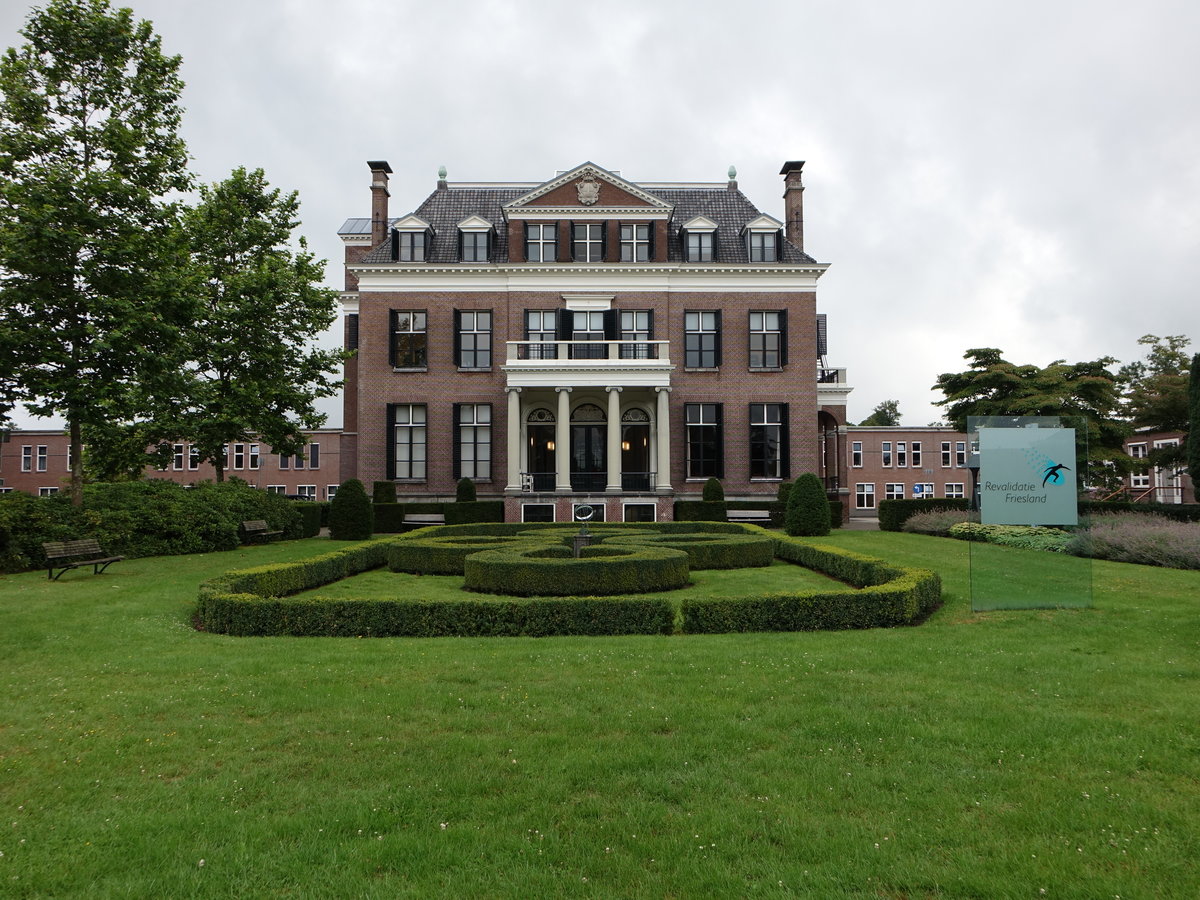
[748,367,784,373]
[750,478,783,483]
[683,367,720,373]
[393,367,428,373]
[457,367,492,373]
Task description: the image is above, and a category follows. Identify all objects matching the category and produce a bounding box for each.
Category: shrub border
[195,523,941,637]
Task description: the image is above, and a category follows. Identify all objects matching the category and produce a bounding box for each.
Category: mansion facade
[338,160,852,522]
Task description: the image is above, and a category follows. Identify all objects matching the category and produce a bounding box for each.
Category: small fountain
[572,505,595,558]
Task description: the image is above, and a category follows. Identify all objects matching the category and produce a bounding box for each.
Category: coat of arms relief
[576,173,601,206]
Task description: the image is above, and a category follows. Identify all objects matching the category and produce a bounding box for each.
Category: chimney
[780,160,805,252]
[367,160,392,248]
[727,164,738,192]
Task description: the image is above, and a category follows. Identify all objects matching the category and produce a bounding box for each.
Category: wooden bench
[402,513,446,530]
[42,539,125,581]
[241,520,284,544]
[727,509,773,525]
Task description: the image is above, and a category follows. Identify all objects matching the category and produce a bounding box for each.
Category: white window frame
[955,441,967,467]
[941,441,952,467]
[881,441,892,468]
[457,404,492,480]
[896,442,907,467]
[885,483,905,500]
[326,485,339,500]
[572,223,604,262]
[296,485,317,500]
[945,483,965,499]
[911,441,922,467]
[172,443,184,471]
[619,223,650,262]
[622,502,657,523]
[521,503,555,523]
[36,445,48,472]
[21,445,32,472]
[855,483,876,510]
[913,482,934,498]
[748,311,782,369]
[525,223,557,262]
[851,441,863,468]
[39,486,59,496]
[266,485,287,495]
[233,443,246,470]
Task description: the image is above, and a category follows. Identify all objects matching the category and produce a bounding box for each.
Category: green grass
[2,533,1198,898]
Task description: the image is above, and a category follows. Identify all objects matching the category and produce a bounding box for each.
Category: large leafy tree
[0,0,192,505]
[161,166,345,481]
[1118,334,1191,469]
[859,399,901,426]
[933,348,1128,489]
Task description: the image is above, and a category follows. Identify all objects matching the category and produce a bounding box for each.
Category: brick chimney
[780,160,805,252]
[367,160,392,248]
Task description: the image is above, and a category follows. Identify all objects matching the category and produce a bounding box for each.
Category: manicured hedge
[463,543,691,596]
[878,498,972,531]
[674,500,728,522]
[195,521,941,637]
[604,532,776,569]
[682,534,941,633]
[1078,500,1200,523]
[444,501,505,525]
[292,501,324,538]
[389,535,545,575]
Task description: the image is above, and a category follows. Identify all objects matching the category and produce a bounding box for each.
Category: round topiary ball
[785,472,831,537]
[702,477,725,502]
[456,477,477,503]
[329,478,374,540]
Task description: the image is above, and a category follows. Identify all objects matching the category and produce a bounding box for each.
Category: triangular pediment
[742,213,783,232]
[393,214,431,231]
[682,215,718,232]
[456,214,494,231]
[504,162,673,216]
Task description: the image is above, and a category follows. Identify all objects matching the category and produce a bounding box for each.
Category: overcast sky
[4,0,1198,429]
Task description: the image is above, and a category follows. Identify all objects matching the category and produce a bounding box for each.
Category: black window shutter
[780,403,791,479]
[569,221,577,261]
[681,229,689,262]
[647,223,656,261]
[645,309,655,340]
[457,230,464,261]
[775,229,783,261]
[714,310,723,367]
[710,228,718,262]
[452,309,462,366]
[387,309,397,366]
[600,222,608,261]
[385,404,397,480]
[452,403,462,480]
[346,314,359,350]
[552,222,561,262]
[715,404,725,479]
[390,228,399,260]
[602,309,618,340]
[556,308,573,342]
[486,230,492,262]
[778,309,788,366]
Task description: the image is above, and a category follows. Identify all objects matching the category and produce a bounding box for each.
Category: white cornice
[743,213,784,232]
[393,214,431,231]
[456,214,494,231]
[512,208,669,221]
[681,215,718,232]
[348,262,828,293]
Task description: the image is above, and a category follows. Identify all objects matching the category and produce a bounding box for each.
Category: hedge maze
[195,522,941,637]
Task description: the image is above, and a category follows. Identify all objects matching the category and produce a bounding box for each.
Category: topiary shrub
[776,481,793,505]
[702,477,725,502]
[328,479,373,540]
[372,481,397,504]
[456,477,477,503]
[785,473,831,536]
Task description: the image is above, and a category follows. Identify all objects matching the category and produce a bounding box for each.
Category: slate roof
[345,181,819,266]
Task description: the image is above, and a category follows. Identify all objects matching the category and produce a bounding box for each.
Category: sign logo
[978,427,1077,525]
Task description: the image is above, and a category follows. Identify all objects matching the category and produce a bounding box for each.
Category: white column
[655,386,672,492]
[555,387,571,492]
[606,386,622,492]
[505,387,521,492]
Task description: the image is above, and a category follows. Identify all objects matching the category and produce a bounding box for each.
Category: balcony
[504,340,673,389]
[817,366,853,407]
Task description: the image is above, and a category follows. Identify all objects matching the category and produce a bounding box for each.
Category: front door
[571,424,606,492]
[621,423,651,490]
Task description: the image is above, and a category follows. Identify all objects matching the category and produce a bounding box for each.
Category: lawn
[1,532,1197,898]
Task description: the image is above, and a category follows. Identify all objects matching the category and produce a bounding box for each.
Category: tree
[859,399,901,426]
[1119,334,1191,469]
[785,472,830,536]
[933,348,1128,490]
[0,0,192,505]
[1188,353,1200,487]
[163,167,346,480]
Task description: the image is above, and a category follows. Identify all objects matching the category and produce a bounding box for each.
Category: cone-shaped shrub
[456,477,477,503]
[373,481,396,504]
[329,479,374,540]
[785,472,831,536]
[702,477,725,502]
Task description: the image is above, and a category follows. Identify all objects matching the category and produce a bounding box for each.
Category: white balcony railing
[506,340,671,365]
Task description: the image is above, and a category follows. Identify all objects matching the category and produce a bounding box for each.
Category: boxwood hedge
[195,521,941,637]
[463,543,691,596]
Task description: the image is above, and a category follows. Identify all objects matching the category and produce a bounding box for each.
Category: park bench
[241,520,284,544]
[42,539,125,581]
[402,513,446,530]
[727,509,773,525]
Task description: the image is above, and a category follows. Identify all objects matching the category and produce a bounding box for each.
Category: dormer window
[681,215,717,262]
[390,214,433,262]
[457,215,493,263]
[572,223,605,262]
[742,214,783,263]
